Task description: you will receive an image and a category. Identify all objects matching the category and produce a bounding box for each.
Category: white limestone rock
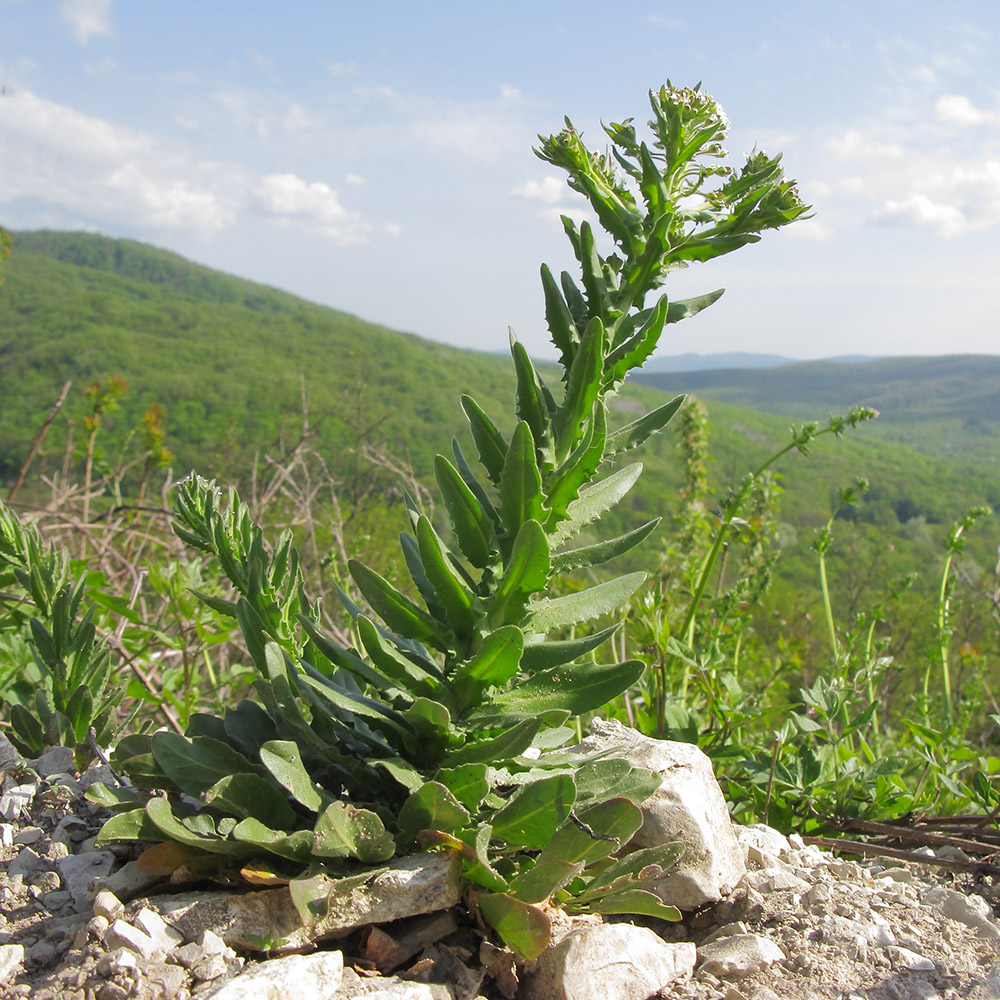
[202,950,344,1000]
[0,944,25,986]
[698,934,786,978]
[572,718,745,908]
[55,849,117,909]
[522,923,696,1000]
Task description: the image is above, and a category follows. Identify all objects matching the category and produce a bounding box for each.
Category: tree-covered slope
[0,230,515,483]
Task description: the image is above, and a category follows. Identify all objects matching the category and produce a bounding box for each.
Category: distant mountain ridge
[642,352,880,372]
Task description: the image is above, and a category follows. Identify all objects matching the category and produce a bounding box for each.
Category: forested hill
[632,355,1000,462]
[0,230,514,483]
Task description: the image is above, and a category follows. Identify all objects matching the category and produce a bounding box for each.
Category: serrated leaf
[151,732,260,797]
[582,888,681,920]
[605,394,684,458]
[665,288,725,325]
[446,717,543,766]
[355,616,441,698]
[461,395,508,486]
[546,403,607,523]
[499,422,545,540]
[603,295,669,387]
[552,519,660,573]
[450,626,524,711]
[435,455,497,569]
[525,573,645,633]
[510,335,553,468]
[313,801,396,863]
[349,559,455,650]
[553,317,604,461]
[484,660,644,719]
[398,781,471,844]
[492,774,576,849]
[520,624,619,671]
[540,262,579,372]
[548,463,643,548]
[478,893,551,960]
[488,520,549,626]
[416,516,478,634]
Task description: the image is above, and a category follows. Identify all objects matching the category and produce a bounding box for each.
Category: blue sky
[1,1,998,361]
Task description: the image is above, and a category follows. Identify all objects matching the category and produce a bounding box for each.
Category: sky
[1,1,998,362]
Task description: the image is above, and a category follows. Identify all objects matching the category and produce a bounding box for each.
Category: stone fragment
[93,889,124,922]
[923,886,1000,941]
[522,923,696,1000]
[698,934,786,978]
[12,825,43,846]
[7,847,45,879]
[134,906,184,950]
[0,783,35,821]
[92,859,163,901]
[151,852,461,952]
[886,946,935,972]
[733,824,791,859]
[30,747,76,777]
[0,944,25,984]
[202,950,343,999]
[103,918,160,960]
[744,869,809,894]
[0,733,21,772]
[55,850,117,909]
[0,822,13,848]
[570,719,745,908]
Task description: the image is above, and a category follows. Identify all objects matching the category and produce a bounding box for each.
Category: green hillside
[0,230,515,485]
[633,356,1000,463]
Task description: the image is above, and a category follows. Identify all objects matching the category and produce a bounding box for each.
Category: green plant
[93,82,807,958]
[0,500,126,767]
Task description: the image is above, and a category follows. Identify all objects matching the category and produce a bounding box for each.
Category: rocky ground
[3,745,1000,1000]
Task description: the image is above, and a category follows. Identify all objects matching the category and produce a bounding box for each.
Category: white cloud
[256,173,369,243]
[59,0,114,45]
[828,129,904,160]
[873,195,966,238]
[513,176,565,205]
[0,90,373,243]
[345,173,365,186]
[936,94,997,126]
[325,61,357,76]
[785,217,834,243]
[500,84,520,101]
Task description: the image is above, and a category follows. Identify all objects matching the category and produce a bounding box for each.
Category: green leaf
[222,700,278,759]
[525,573,645,633]
[402,697,454,759]
[477,893,551,960]
[434,455,497,570]
[499,422,545,540]
[553,317,604,461]
[552,519,660,573]
[450,626,524,711]
[458,824,509,891]
[485,660,644,719]
[540,263,579,372]
[487,520,549,626]
[398,781,471,844]
[461,395,508,486]
[520,624,619,671]
[546,404,607,523]
[204,773,298,829]
[446,717,543,766]
[85,782,147,813]
[151,732,260,797]
[492,774,576,849]
[95,807,163,845]
[603,295,669,388]
[145,797,253,856]
[258,740,326,812]
[231,818,314,863]
[605,395,684,458]
[548,464,643,548]
[508,860,584,903]
[313,801,396,863]
[355,616,441,698]
[665,288,725,325]
[435,763,489,811]
[573,758,660,807]
[349,559,455,651]
[537,798,643,866]
[582,888,681,921]
[510,334,554,469]
[416,517,478,634]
